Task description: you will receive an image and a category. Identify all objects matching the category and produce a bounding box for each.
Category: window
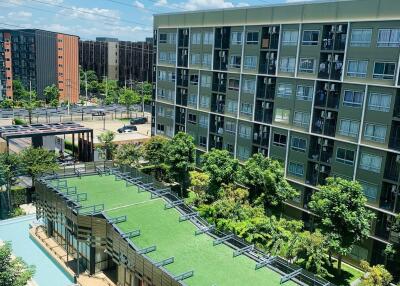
[229,55,241,69]
[288,162,304,177]
[347,60,368,78]
[339,119,360,138]
[246,31,259,44]
[225,121,236,134]
[158,70,167,81]
[360,153,382,173]
[299,58,315,73]
[191,53,201,65]
[200,75,211,88]
[277,83,292,98]
[159,52,168,62]
[373,62,396,79]
[275,108,290,123]
[291,137,306,152]
[273,133,287,147]
[282,30,298,46]
[360,181,378,201]
[237,146,250,160]
[239,125,251,139]
[336,148,355,165]
[368,92,391,112]
[226,144,235,154]
[188,94,197,106]
[228,78,240,91]
[157,123,165,133]
[279,57,296,73]
[199,136,207,147]
[157,106,165,116]
[364,123,387,143]
[199,115,208,127]
[200,96,210,108]
[302,30,319,45]
[296,85,313,101]
[244,56,257,70]
[226,100,238,113]
[377,28,400,47]
[240,102,253,115]
[202,54,212,67]
[203,31,214,45]
[343,90,363,107]
[167,33,176,44]
[167,52,176,64]
[293,111,310,128]
[191,33,201,45]
[242,79,256,94]
[188,113,197,123]
[350,29,372,47]
[159,34,167,43]
[231,32,243,45]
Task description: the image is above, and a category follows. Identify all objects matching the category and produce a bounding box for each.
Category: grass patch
[325,259,363,286]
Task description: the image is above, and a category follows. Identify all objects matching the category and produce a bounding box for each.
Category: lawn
[59,174,298,286]
[325,259,364,286]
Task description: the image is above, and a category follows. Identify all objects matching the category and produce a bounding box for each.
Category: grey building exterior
[79,37,153,85]
[152,0,400,279]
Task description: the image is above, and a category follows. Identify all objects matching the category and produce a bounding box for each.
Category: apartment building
[0,29,79,103]
[152,0,400,279]
[79,37,153,85]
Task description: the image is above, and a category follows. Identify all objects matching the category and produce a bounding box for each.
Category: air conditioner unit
[254,132,259,139]
[267,78,273,85]
[321,111,326,118]
[217,117,222,122]
[216,137,221,142]
[322,146,327,152]
[180,108,185,113]
[323,139,328,146]
[333,55,340,62]
[330,84,336,91]
[221,51,226,58]
[266,102,272,109]
[184,50,188,55]
[327,111,332,119]
[270,53,275,60]
[338,25,343,33]
[324,83,330,90]
[396,155,400,163]
[331,25,336,33]
[272,26,277,34]
[268,27,273,34]
[220,73,225,79]
[315,164,319,171]
[391,185,397,193]
[218,95,223,100]
[327,54,332,61]
[262,126,268,132]
[320,165,326,172]
[318,138,322,144]
[183,29,188,35]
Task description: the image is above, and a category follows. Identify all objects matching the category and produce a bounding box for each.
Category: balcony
[312,110,337,137]
[374,212,391,240]
[257,77,276,100]
[209,135,223,150]
[384,153,400,182]
[211,101,225,114]
[175,107,186,125]
[306,162,331,186]
[389,122,400,151]
[253,124,270,147]
[260,26,280,50]
[259,52,277,75]
[380,182,400,213]
[214,27,230,49]
[321,24,347,51]
[254,102,273,124]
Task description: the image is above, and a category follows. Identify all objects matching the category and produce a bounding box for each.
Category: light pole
[85,72,88,106]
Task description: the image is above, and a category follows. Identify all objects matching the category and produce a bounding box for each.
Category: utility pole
[141,81,145,117]
[29,80,32,101]
[85,72,88,106]
[66,79,71,115]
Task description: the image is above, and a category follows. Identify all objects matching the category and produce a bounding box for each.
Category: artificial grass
[62,175,298,286]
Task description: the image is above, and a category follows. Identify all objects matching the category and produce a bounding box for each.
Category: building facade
[0,29,79,103]
[79,37,153,85]
[152,0,400,279]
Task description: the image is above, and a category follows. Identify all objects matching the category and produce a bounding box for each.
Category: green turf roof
[63,175,297,286]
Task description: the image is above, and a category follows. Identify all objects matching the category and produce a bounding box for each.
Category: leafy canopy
[43,84,59,104]
[97,131,116,160]
[20,147,58,181]
[114,144,141,167]
[239,153,297,207]
[359,261,393,286]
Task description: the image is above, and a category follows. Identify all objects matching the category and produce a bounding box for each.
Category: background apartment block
[79,37,153,85]
[0,29,79,103]
[152,0,400,279]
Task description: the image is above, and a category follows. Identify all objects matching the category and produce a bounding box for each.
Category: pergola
[0,122,94,161]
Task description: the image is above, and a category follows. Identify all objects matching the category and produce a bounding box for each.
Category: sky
[0,0,314,42]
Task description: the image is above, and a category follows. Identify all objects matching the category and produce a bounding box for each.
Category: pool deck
[30,226,115,286]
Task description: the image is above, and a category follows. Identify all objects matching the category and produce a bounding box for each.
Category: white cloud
[176,0,249,10]
[154,0,167,6]
[62,6,120,21]
[7,11,32,18]
[134,0,145,9]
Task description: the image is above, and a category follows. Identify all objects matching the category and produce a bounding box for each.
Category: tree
[0,99,14,109]
[0,242,35,286]
[0,154,22,210]
[308,177,375,274]
[20,147,58,186]
[12,80,29,101]
[359,261,393,286]
[239,153,297,208]
[18,90,41,124]
[114,144,141,167]
[201,149,239,197]
[97,131,116,160]
[43,84,59,104]
[165,132,196,196]
[186,171,210,207]
[295,231,331,277]
[142,136,169,180]
[118,88,140,118]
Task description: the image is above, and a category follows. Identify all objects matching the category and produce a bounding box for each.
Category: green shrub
[64,140,78,153]
[10,186,27,207]
[13,117,27,125]
[10,207,26,217]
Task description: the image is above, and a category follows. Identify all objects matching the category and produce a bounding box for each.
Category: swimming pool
[0,215,74,286]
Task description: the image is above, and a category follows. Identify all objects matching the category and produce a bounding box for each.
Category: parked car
[130,117,147,125]
[91,109,106,116]
[117,125,138,133]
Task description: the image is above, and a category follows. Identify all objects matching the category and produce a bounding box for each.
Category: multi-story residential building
[79,37,153,85]
[0,29,79,103]
[152,0,400,279]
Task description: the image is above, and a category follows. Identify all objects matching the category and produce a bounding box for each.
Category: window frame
[372,61,396,80]
[346,59,368,78]
[350,28,372,47]
[302,30,320,46]
[342,89,364,108]
[336,147,355,166]
[291,137,307,153]
[246,31,259,44]
[298,58,316,73]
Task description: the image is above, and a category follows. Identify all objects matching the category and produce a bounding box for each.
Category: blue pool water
[0,215,74,286]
